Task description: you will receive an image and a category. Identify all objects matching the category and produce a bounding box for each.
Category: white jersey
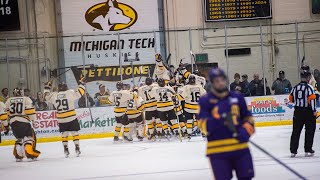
[155,60,171,81]
[195,75,206,87]
[173,94,183,116]
[138,84,157,112]
[0,101,8,126]
[150,85,175,112]
[126,93,144,119]
[45,85,85,124]
[5,96,36,124]
[109,90,133,117]
[180,84,206,114]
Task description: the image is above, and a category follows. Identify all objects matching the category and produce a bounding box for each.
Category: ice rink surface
[1,125,320,180]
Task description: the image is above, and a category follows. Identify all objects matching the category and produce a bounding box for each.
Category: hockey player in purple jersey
[198,68,255,180]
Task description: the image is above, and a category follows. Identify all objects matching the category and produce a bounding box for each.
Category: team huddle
[0,54,208,161]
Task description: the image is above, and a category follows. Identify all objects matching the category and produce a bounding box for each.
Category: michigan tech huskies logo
[85,0,138,32]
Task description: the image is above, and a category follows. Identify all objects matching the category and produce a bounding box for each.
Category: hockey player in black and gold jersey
[109,82,134,142]
[180,75,206,139]
[44,78,86,157]
[126,89,145,141]
[0,101,9,143]
[170,82,187,137]
[138,77,158,140]
[5,88,40,161]
[150,78,180,139]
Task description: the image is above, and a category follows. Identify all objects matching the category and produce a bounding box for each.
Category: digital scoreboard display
[0,0,20,31]
[205,0,272,22]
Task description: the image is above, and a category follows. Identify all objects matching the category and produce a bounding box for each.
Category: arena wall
[1,95,319,146]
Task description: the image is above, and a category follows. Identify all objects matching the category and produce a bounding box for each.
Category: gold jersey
[109,90,133,117]
[45,85,85,123]
[180,84,206,114]
[150,86,175,112]
[138,84,157,112]
[5,96,36,124]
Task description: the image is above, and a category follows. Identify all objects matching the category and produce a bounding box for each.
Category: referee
[289,65,318,157]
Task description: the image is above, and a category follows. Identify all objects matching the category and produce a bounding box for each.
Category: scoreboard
[0,0,20,31]
[205,0,272,22]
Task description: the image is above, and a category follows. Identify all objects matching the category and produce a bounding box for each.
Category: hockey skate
[137,136,144,141]
[123,136,133,142]
[64,146,70,158]
[75,145,81,157]
[291,153,297,158]
[16,158,23,162]
[113,136,120,142]
[305,150,315,157]
[165,131,172,141]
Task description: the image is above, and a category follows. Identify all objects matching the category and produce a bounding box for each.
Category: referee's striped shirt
[289,82,317,111]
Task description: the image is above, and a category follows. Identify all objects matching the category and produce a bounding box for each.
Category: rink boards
[1,95,319,146]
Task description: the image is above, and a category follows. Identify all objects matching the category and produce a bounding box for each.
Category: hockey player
[0,101,9,143]
[150,78,179,139]
[126,89,145,141]
[5,88,41,161]
[198,68,255,180]
[180,75,206,139]
[109,82,134,142]
[169,82,187,137]
[154,54,171,83]
[193,70,206,87]
[44,79,85,157]
[138,77,159,140]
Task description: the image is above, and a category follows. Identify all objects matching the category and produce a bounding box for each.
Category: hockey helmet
[58,83,68,92]
[13,88,23,97]
[145,77,153,86]
[188,75,196,85]
[116,81,123,90]
[209,68,227,82]
[300,65,311,78]
[193,69,200,76]
[157,78,166,87]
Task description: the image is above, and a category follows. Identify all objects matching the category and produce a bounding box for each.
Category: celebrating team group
[0,54,207,161]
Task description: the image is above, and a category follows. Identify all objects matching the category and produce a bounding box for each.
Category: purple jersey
[198,91,255,157]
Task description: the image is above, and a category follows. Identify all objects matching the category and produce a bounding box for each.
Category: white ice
[1,125,320,180]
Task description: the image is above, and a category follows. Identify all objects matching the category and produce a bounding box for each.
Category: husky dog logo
[85,0,138,32]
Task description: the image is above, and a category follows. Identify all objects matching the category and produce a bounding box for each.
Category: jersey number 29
[56,99,69,111]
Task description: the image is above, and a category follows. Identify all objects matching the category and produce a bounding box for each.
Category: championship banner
[71,64,156,83]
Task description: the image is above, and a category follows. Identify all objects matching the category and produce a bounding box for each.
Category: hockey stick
[250,140,306,180]
[190,51,199,72]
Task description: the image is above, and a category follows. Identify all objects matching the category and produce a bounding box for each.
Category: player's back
[181,84,206,113]
[138,85,157,112]
[47,89,82,123]
[109,90,133,117]
[126,94,144,119]
[151,86,175,112]
[6,96,35,124]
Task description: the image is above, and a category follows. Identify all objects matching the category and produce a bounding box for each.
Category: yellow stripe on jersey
[114,107,127,113]
[207,143,249,155]
[0,113,8,120]
[178,94,184,101]
[157,102,174,108]
[56,110,76,119]
[25,108,36,115]
[174,106,182,112]
[144,101,157,108]
[137,105,144,111]
[185,103,199,110]
[207,138,239,148]
[183,71,190,79]
[126,109,140,115]
[78,87,85,96]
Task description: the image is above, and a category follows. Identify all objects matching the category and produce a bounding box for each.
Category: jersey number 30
[10,102,23,114]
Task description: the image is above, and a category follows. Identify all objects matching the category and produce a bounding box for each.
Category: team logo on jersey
[85,0,138,32]
[248,97,285,115]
